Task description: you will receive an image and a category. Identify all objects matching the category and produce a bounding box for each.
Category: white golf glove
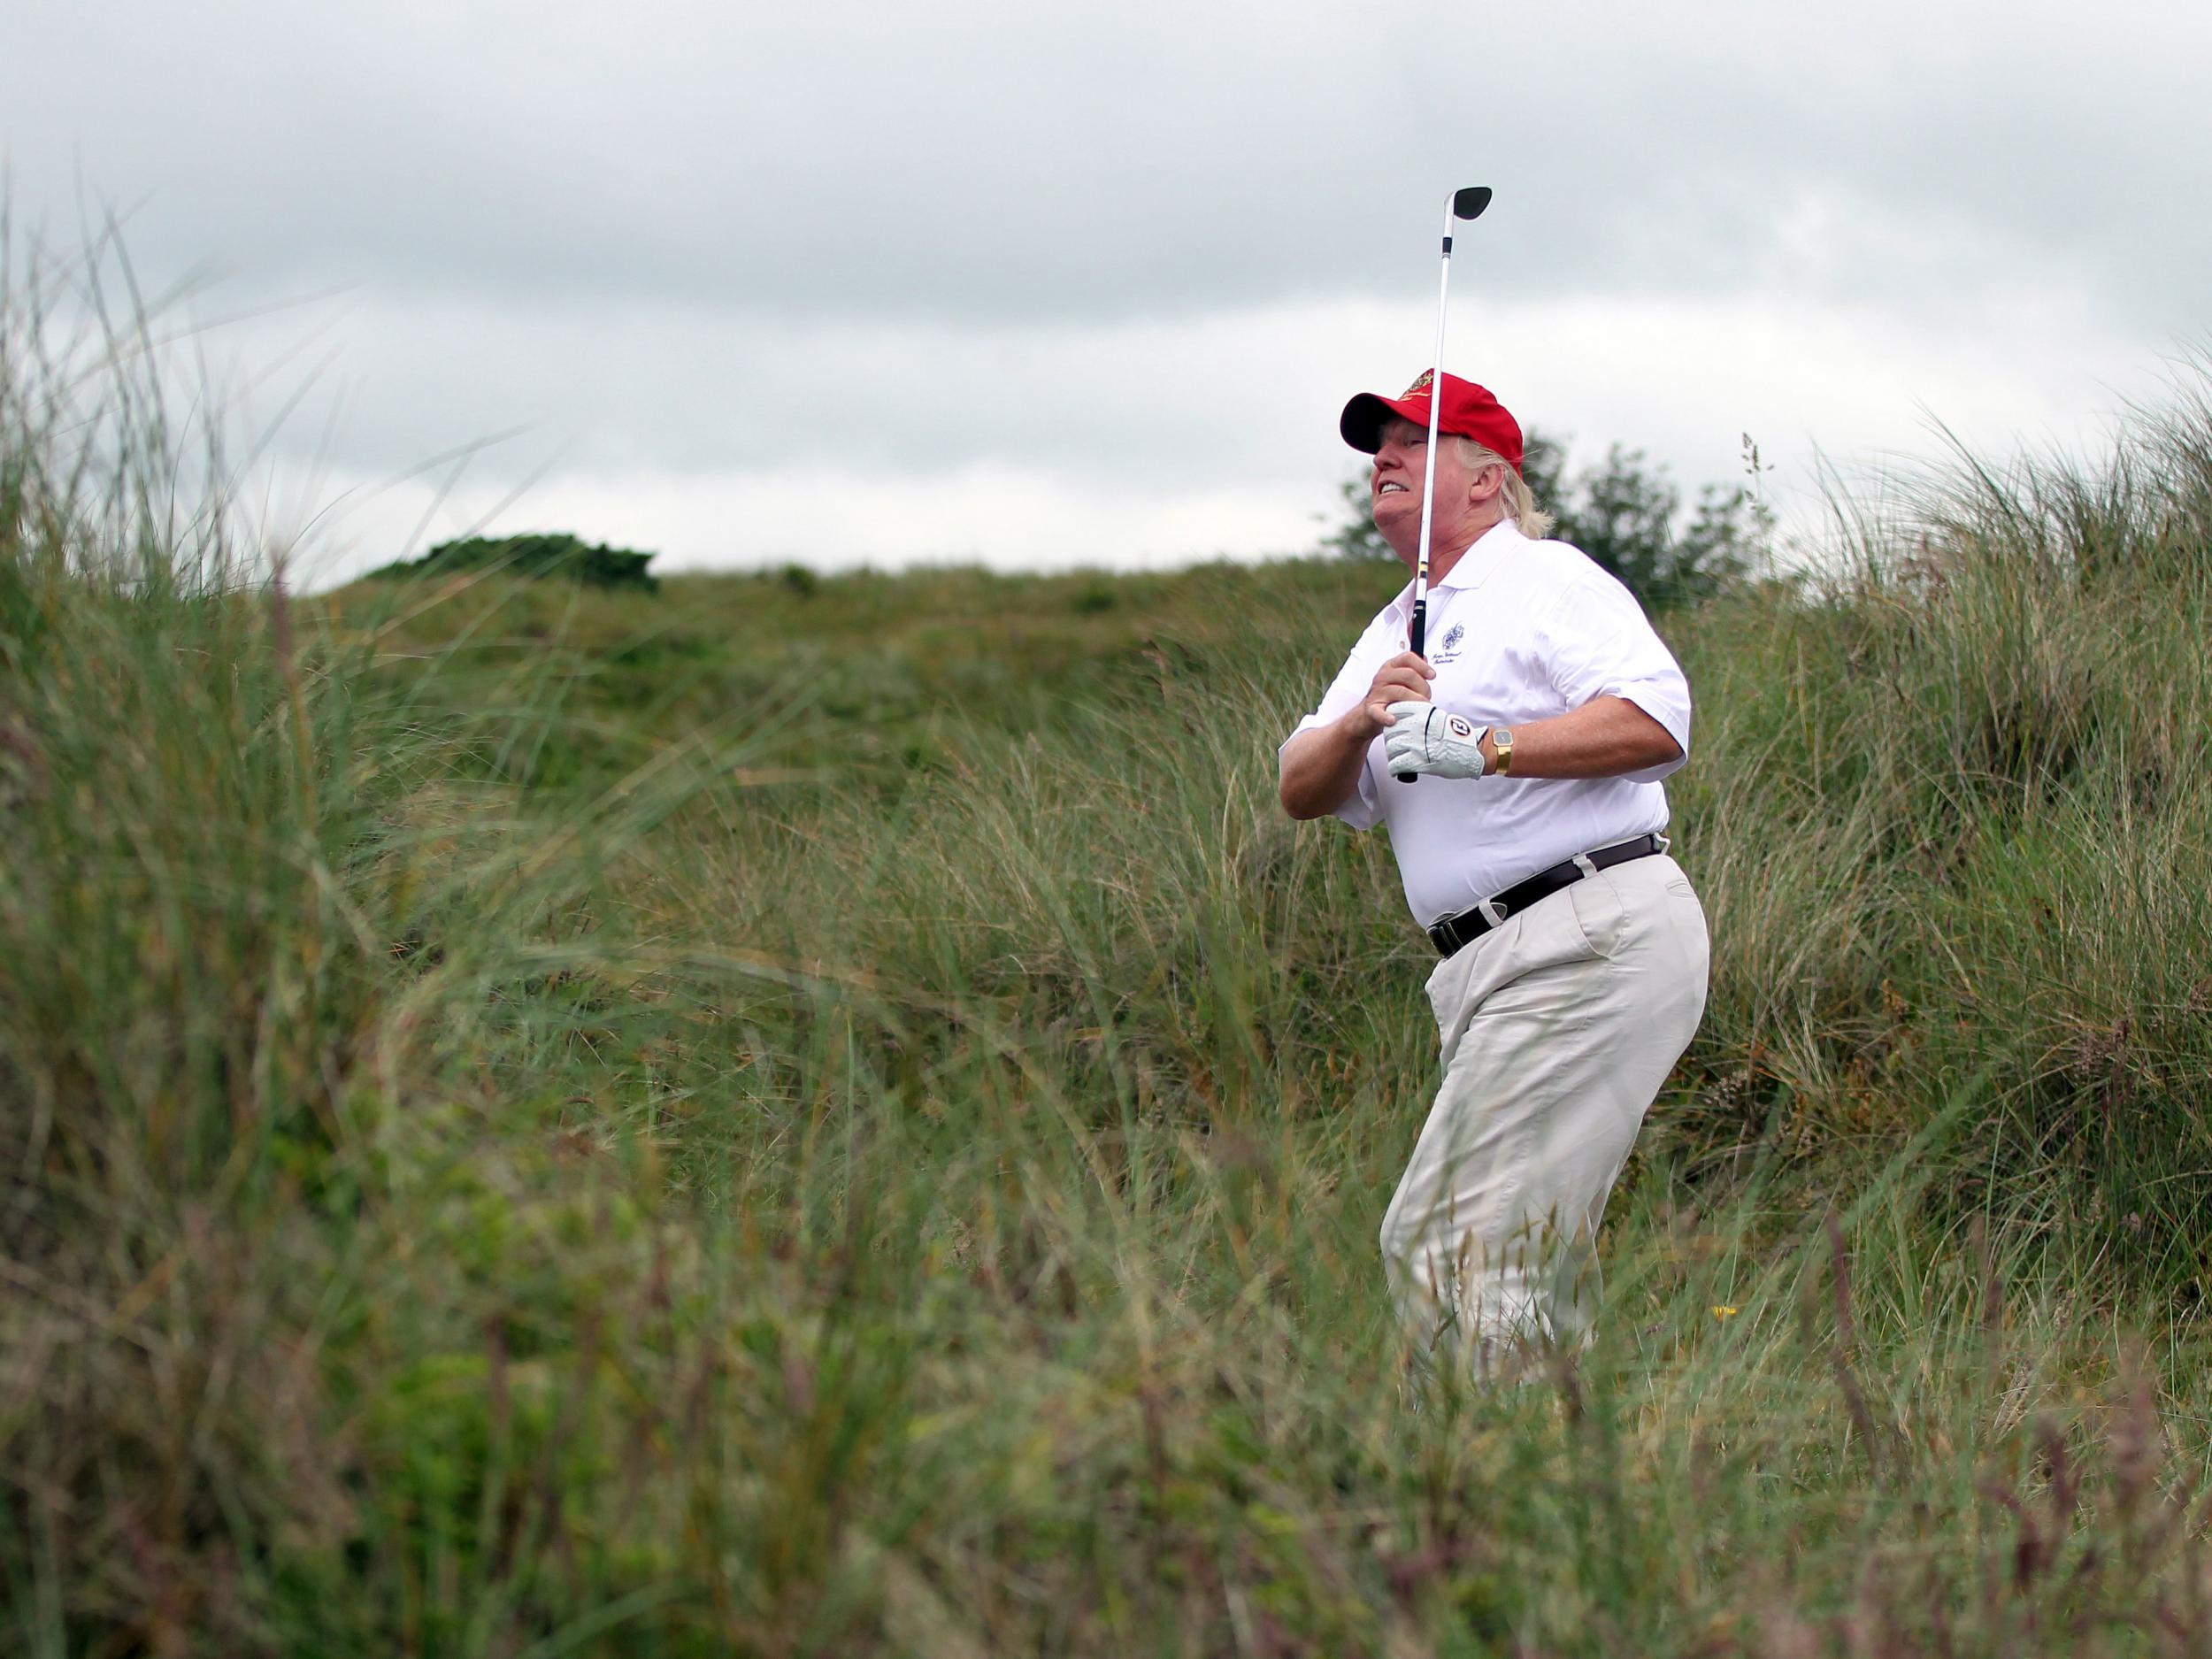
[1384,703,1488,780]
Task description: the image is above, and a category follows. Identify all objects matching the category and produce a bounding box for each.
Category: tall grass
[5,242,2212,1653]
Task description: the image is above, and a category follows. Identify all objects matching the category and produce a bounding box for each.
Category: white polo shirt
[1280,518,1693,928]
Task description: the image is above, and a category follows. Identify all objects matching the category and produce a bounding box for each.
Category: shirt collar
[1386,516,1526,621]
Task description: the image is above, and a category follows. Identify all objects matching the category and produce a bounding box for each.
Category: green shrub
[370,531,660,591]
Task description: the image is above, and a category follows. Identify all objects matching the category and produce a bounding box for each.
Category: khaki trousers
[1379,853,1709,1374]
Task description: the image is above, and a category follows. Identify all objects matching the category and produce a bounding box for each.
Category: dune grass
[6,253,2212,1653]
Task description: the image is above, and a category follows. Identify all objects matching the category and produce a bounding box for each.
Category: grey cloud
[7,0,2207,336]
[216,291,1371,492]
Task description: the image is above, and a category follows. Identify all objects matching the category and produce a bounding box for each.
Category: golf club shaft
[1394,193,1460,782]
[1411,212,1454,657]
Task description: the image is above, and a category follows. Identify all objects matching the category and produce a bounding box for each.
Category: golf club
[1394,183,1492,784]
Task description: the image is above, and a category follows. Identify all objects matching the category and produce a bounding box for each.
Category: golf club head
[1453,186,1493,220]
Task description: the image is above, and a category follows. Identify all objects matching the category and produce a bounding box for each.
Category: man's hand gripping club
[1279,650,1433,819]
[1360,652,1488,783]
[1360,650,1434,741]
[1279,650,1495,816]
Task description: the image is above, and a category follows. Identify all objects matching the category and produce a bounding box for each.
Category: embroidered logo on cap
[1402,371,1435,397]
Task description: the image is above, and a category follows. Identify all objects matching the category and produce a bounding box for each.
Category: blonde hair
[1453,437,1555,540]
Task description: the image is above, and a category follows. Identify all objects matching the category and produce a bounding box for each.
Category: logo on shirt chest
[1430,620,1466,664]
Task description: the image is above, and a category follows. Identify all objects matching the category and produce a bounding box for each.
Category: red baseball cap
[1340,370,1525,474]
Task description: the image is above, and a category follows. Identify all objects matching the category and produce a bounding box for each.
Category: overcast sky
[7,0,2208,586]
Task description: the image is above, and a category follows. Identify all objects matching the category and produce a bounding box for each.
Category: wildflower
[1710,1305,1740,1320]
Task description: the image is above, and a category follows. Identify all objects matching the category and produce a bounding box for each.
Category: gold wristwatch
[1491,726,1516,775]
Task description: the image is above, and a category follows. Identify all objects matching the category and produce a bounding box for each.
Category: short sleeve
[1539,568,1693,784]
[1277,617,1394,830]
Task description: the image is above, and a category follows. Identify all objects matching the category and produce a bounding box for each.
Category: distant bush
[1071,579,1118,615]
[1532,434,1768,611]
[368,532,658,591]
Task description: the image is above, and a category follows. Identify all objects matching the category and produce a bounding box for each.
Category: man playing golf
[1279,370,1709,1379]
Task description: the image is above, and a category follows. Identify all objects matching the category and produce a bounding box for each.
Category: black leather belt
[1425,833,1669,958]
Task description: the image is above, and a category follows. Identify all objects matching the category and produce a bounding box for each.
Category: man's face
[1370,414,1475,539]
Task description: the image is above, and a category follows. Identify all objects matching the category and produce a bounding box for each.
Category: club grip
[1398,603,1426,782]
